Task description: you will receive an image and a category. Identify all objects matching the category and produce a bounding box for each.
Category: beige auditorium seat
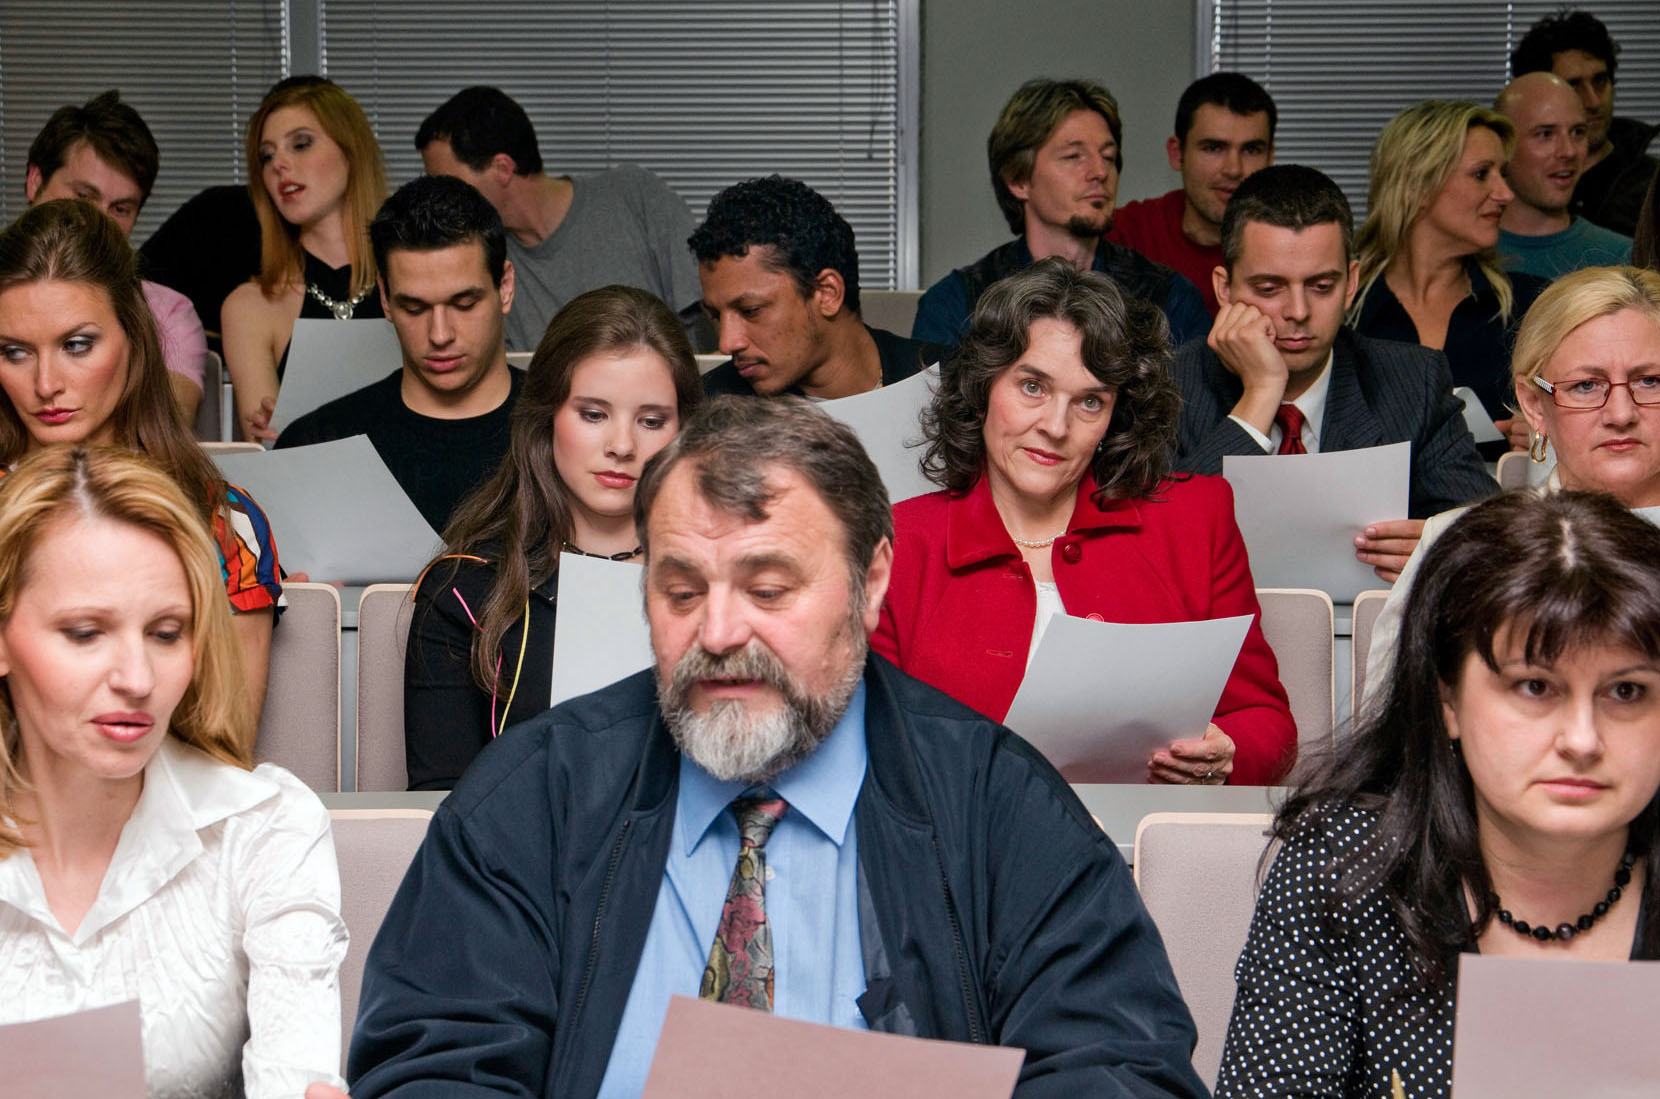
[201,440,266,455]
[356,583,416,792]
[193,350,225,441]
[1134,812,1277,1090]
[1349,588,1392,725]
[1255,588,1334,752]
[861,289,923,336]
[254,582,341,792]
[330,808,432,1063]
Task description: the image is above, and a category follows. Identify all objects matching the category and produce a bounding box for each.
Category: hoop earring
[1530,432,1549,464]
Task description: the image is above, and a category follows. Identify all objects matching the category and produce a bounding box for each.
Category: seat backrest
[329,808,432,1063]
[356,584,415,792]
[1254,588,1334,751]
[1350,588,1392,725]
[861,289,923,336]
[201,440,266,455]
[193,350,224,441]
[255,582,341,792]
[1134,812,1277,1090]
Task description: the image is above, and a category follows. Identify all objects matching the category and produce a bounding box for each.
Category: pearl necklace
[1489,846,1636,942]
[306,282,373,320]
[1010,531,1066,549]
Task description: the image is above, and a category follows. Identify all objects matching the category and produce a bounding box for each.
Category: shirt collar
[1285,349,1335,448]
[677,679,869,855]
[0,738,279,943]
[944,470,1140,570]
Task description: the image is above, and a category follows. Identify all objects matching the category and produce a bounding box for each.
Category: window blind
[1208,1,1660,222]
[318,0,907,289]
[0,1,287,239]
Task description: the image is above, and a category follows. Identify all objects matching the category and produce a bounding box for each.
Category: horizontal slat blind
[319,0,902,289]
[0,1,286,238]
[1212,1,1660,223]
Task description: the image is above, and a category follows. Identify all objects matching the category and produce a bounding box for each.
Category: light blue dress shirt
[595,683,870,1098]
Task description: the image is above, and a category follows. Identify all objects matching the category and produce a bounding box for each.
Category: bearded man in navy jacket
[340,397,1206,1098]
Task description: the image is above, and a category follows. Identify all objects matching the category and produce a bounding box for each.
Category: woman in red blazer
[872,258,1295,784]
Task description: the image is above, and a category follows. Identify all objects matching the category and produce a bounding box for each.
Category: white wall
[918,0,1197,287]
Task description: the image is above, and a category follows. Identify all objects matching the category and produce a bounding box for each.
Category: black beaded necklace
[1489,847,1637,942]
[564,542,643,562]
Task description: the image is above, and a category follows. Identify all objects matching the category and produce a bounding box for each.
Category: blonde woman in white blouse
[0,447,346,1097]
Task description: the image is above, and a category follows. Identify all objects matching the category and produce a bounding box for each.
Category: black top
[403,553,557,790]
[274,367,523,532]
[1350,259,1548,422]
[1214,805,1653,1099]
[138,184,262,337]
[276,251,386,382]
[700,323,947,398]
[1571,116,1660,238]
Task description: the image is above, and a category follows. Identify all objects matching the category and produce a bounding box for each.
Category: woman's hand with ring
[1148,724,1236,784]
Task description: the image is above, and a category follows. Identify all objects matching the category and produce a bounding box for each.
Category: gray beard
[659,630,866,785]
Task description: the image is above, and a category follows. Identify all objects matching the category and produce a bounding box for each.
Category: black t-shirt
[275,368,524,532]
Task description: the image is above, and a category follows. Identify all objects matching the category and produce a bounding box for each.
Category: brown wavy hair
[0,200,225,521]
[920,256,1178,504]
[429,285,702,693]
[0,447,254,858]
[245,76,386,300]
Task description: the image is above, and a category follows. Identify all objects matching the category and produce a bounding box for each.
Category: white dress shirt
[1227,350,1335,454]
[0,738,348,1098]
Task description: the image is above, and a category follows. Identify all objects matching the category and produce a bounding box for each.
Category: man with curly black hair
[1510,8,1658,236]
[690,176,947,399]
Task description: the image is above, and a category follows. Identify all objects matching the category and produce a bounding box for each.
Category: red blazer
[872,472,1295,785]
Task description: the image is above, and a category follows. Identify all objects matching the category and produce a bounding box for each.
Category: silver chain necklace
[306,282,372,320]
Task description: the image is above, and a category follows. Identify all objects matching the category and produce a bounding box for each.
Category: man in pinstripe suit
[1169,165,1495,583]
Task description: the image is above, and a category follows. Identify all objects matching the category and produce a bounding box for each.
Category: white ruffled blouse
[0,738,348,1097]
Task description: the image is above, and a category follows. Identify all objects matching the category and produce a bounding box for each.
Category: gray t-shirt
[504,163,701,351]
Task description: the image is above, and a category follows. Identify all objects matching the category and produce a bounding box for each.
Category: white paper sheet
[212,435,440,584]
[270,318,403,436]
[1001,613,1252,782]
[0,1001,146,1099]
[1452,954,1660,1097]
[819,365,938,504]
[642,996,1023,1099]
[549,553,652,706]
[1223,441,1411,603]
[1454,386,1505,444]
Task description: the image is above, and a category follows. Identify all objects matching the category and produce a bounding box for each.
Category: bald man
[1496,71,1631,280]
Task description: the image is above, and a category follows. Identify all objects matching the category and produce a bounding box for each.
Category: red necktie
[700,795,788,1010]
[1274,404,1308,455]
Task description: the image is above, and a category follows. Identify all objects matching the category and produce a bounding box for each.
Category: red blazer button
[1060,542,1082,564]
[1086,612,1105,621]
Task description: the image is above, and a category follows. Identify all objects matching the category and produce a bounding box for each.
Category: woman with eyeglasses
[1364,265,1660,703]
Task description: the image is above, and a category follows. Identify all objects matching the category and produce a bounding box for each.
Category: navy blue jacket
[347,656,1206,1098]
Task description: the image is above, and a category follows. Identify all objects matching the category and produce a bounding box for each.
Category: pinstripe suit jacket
[1170,328,1497,520]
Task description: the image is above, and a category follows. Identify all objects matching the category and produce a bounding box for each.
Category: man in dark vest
[912,77,1208,348]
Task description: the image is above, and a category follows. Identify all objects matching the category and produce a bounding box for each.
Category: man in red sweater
[1108,73,1275,315]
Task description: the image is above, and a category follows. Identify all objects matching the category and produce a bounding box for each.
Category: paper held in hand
[1223,441,1411,603]
[641,996,1024,1099]
[1453,386,1505,445]
[1452,954,1660,1097]
[1001,613,1252,782]
[0,1000,146,1099]
[818,365,938,505]
[268,318,403,437]
[549,552,652,707]
[211,434,441,584]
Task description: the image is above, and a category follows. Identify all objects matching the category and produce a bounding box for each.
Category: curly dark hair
[687,175,861,315]
[920,257,1178,504]
[1278,490,1660,992]
[1510,7,1619,82]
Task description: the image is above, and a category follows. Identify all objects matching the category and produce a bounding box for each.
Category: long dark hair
[1280,490,1660,990]
[430,285,701,693]
[0,200,225,520]
[920,256,1178,505]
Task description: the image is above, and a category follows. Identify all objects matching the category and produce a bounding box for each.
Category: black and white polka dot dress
[1213,807,1458,1098]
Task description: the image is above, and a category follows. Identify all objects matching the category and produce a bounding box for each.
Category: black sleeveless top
[275,251,385,381]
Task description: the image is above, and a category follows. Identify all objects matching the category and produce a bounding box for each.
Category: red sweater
[1107,189,1223,315]
[872,472,1295,785]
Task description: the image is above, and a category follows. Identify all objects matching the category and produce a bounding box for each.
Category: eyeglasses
[1531,374,1660,410]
